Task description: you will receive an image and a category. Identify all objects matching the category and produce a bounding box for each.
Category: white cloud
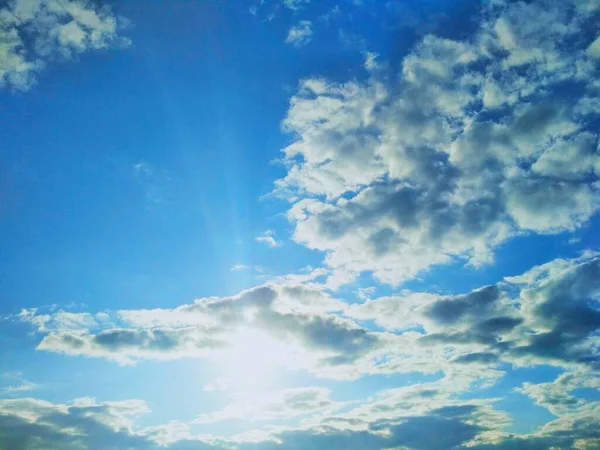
[531,132,599,179]
[518,371,600,417]
[194,387,343,423]
[283,0,310,11]
[0,372,38,395]
[203,378,229,392]
[255,229,282,247]
[0,0,129,90]
[273,0,600,287]
[285,20,313,47]
[588,35,600,59]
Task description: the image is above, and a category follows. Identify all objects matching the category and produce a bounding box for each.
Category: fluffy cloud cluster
[277,0,600,286]
[0,0,128,90]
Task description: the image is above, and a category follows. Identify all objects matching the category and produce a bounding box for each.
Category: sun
[212,327,289,390]
[206,307,318,391]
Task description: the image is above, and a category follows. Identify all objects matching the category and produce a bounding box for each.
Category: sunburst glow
[215,328,290,390]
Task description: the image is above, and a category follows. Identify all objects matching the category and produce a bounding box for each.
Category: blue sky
[1,0,600,448]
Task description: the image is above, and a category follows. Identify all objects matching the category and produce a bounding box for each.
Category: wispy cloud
[286,20,313,47]
[132,161,171,208]
[255,229,282,247]
[1,380,38,395]
[283,0,310,11]
[0,372,38,395]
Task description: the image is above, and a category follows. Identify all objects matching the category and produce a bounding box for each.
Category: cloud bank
[14,253,600,382]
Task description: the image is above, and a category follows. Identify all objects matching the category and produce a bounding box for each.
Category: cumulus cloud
[517,371,600,417]
[0,397,225,449]
[285,20,312,47]
[9,283,491,382]
[15,284,393,378]
[347,252,600,370]
[466,372,600,449]
[0,0,129,90]
[275,0,600,286]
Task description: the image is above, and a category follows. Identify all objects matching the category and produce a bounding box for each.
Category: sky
[1,0,600,448]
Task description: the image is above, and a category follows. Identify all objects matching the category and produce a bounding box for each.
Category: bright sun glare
[216,327,291,390]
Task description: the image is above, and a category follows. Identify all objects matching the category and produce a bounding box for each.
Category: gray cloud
[452,352,500,365]
[348,253,600,370]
